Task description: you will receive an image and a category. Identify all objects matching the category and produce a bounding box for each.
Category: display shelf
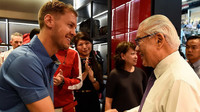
[0,44,9,46]
[8,20,39,42]
[73,0,110,75]
[93,35,108,44]
[74,0,91,10]
[0,46,8,52]
[0,18,38,52]
[75,0,108,41]
[76,3,91,23]
[93,3,107,17]
[0,19,7,44]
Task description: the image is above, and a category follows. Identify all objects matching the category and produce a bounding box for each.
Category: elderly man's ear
[155,33,165,49]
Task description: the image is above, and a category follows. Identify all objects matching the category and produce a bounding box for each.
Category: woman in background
[105,41,147,112]
[73,32,104,112]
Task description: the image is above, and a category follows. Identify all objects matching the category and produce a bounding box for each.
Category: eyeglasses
[135,33,156,46]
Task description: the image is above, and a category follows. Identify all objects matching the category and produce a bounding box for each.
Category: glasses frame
[135,33,157,46]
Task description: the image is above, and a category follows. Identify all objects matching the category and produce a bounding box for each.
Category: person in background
[0,1,77,112]
[178,46,186,59]
[73,32,104,112]
[185,36,200,78]
[30,28,40,40]
[126,14,200,112]
[105,41,147,112]
[54,47,82,112]
[23,28,40,44]
[0,32,23,66]
[197,21,200,29]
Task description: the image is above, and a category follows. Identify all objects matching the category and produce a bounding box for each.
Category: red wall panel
[112,3,129,36]
[130,0,140,31]
[139,0,151,23]
[112,0,131,9]
[111,0,151,69]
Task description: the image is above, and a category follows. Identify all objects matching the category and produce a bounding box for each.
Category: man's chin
[142,62,150,67]
[62,44,70,50]
[59,46,69,51]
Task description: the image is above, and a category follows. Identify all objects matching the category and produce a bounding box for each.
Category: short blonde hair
[138,14,180,50]
[38,1,78,29]
[11,32,23,40]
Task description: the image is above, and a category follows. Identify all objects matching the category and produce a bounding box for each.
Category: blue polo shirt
[0,36,59,112]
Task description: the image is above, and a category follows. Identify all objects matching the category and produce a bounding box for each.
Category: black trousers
[74,91,100,112]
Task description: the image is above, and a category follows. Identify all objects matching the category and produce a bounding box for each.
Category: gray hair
[138,14,180,50]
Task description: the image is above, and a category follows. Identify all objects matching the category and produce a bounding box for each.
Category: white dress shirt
[126,51,200,112]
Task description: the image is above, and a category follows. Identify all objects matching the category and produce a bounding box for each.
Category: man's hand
[84,57,95,82]
[53,69,64,86]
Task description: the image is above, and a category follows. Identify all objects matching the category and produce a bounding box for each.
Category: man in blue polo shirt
[0,1,77,112]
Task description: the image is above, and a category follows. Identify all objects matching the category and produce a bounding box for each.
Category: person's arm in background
[88,64,100,90]
[26,96,55,112]
[105,70,118,111]
[88,56,104,91]
[105,97,113,111]
[54,49,82,90]
[68,50,83,90]
[82,57,90,81]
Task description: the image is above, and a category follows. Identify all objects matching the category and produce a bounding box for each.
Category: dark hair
[114,41,136,70]
[73,32,92,48]
[30,28,40,40]
[187,36,200,43]
[38,1,77,29]
[73,31,96,67]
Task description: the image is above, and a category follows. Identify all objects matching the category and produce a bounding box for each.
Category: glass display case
[75,0,108,40]
[0,18,39,52]
[0,19,7,45]
[74,0,110,75]
[8,19,39,42]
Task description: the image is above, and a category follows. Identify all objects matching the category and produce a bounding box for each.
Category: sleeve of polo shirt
[5,54,49,104]
[68,51,83,90]
[62,51,81,90]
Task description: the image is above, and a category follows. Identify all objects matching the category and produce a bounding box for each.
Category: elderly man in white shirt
[0,32,23,66]
[124,14,200,112]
